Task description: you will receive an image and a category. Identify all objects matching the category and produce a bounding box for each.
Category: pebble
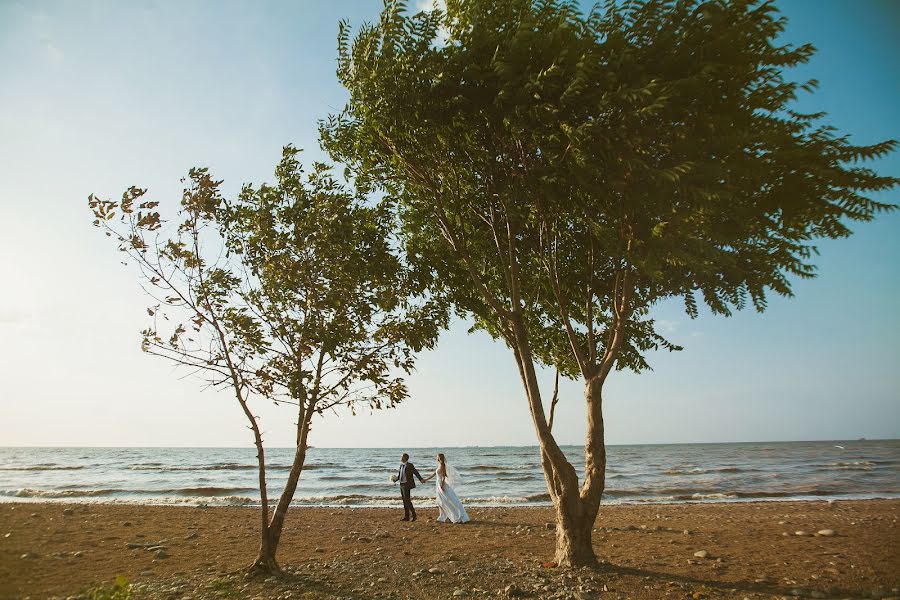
[62,508,74,516]
[816,529,835,537]
[545,522,556,530]
[184,532,197,539]
[428,567,441,574]
[693,550,709,559]
[154,550,169,559]
[452,590,467,597]
[794,530,811,536]
[20,552,37,559]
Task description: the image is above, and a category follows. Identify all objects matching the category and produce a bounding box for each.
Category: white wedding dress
[434,465,470,523]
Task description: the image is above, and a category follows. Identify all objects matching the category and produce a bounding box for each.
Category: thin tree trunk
[249,395,315,575]
[265,416,312,557]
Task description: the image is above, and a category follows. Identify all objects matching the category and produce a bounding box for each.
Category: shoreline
[3,493,899,508]
[2,499,898,599]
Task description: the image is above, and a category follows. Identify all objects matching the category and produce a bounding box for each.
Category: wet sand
[1,500,897,599]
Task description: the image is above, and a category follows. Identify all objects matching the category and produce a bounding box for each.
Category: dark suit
[398,461,424,519]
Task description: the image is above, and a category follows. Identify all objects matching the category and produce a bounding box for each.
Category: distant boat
[834,445,845,450]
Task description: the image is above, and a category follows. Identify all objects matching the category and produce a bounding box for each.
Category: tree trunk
[554,494,598,567]
[249,532,280,575]
[248,403,313,576]
[522,341,606,567]
[265,429,310,556]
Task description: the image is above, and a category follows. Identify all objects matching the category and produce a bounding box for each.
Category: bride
[422,453,470,523]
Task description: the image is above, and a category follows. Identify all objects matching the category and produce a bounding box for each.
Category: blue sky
[0,0,897,448]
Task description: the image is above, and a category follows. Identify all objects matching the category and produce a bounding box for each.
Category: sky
[0,0,897,449]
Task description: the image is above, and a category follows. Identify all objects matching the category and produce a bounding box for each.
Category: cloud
[44,42,64,65]
[416,0,447,12]
[657,319,679,334]
[0,307,31,325]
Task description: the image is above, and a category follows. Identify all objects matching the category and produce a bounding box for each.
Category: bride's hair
[438,453,446,477]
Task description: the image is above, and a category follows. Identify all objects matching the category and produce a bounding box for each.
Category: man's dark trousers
[400,483,415,520]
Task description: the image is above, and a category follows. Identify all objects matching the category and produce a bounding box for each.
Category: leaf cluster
[323,0,898,380]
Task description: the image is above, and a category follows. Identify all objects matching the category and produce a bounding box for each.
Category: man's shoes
[411,514,417,522]
[400,517,410,521]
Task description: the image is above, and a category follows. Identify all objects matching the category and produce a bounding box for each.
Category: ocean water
[1,440,898,507]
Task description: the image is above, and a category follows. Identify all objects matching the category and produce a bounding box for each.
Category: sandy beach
[1,499,897,599]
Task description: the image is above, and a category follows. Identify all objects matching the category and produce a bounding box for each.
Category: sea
[1,440,898,508]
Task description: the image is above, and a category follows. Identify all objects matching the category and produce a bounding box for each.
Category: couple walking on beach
[395,452,470,524]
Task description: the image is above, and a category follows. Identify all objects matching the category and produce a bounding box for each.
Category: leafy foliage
[89,146,445,420]
[323,0,898,382]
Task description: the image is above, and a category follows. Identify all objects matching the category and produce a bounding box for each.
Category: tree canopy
[323,0,898,381]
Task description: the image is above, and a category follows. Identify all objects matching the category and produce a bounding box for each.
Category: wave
[127,462,338,472]
[8,488,129,498]
[661,466,758,476]
[5,486,257,499]
[130,463,256,472]
[173,487,257,497]
[470,464,536,472]
[812,461,876,472]
[0,465,85,471]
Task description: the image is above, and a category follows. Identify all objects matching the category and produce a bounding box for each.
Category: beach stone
[545,522,556,530]
[452,590,467,597]
[503,584,526,597]
[693,550,709,559]
[794,530,810,537]
[122,521,132,527]
[72,551,84,558]
[154,549,169,559]
[20,552,37,559]
[62,508,74,516]
[140,570,154,576]
[816,529,835,537]
[428,567,441,574]
[184,532,197,539]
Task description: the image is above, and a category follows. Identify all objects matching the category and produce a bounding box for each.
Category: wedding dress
[434,465,470,523]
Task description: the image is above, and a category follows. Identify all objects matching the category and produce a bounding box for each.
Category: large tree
[322,0,898,566]
[90,147,444,573]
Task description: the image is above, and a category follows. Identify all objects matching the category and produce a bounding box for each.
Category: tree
[90,147,444,573]
[322,0,898,566]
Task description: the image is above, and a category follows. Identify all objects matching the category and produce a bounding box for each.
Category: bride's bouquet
[389,474,399,484]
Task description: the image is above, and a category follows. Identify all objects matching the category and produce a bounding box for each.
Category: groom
[397,453,425,521]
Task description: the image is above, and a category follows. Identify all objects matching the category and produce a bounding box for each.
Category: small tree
[322,0,898,566]
[90,147,444,573]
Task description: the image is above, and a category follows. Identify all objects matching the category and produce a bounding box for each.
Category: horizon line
[1,437,893,450]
